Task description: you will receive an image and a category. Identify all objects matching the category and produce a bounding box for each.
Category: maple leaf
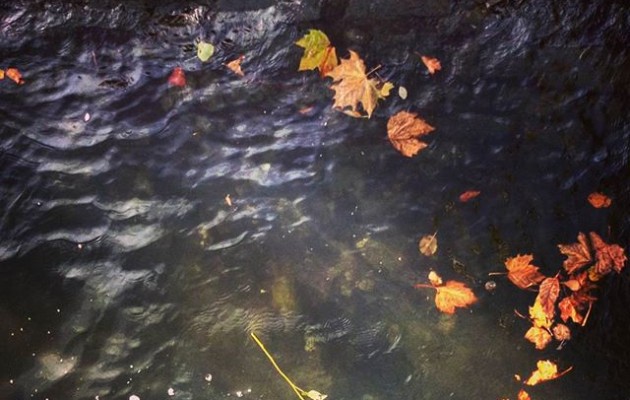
[6,68,24,84]
[295,29,338,77]
[558,232,592,274]
[504,254,545,289]
[587,192,612,208]
[536,277,560,320]
[524,326,552,350]
[168,67,186,87]
[525,360,572,386]
[387,111,435,157]
[415,273,477,314]
[226,55,245,77]
[529,299,552,329]
[418,232,438,256]
[459,190,481,202]
[326,50,393,118]
[421,55,441,74]
[589,231,627,275]
[552,323,571,341]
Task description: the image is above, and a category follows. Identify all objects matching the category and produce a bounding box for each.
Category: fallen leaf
[587,192,612,208]
[6,68,24,84]
[552,323,571,341]
[536,277,560,320]
[434,281,478,314]
[524,326,552,349]
[420,55,441,74]
[561,279,581,291]
[529,300,552,329]
[387,111,435,157]
[0,69,4,79]
[558,296,583,324]
[558,232,592,274]
[168,67,186,87]
[305,389,328,400]
[298,105,315,115]
[525,360,572,386]
[226,55,245,77]
[504,254,545,289]
[419,233,438,256]
[589,231,627,275]
[459,190,481,202]
[326,50,392,118]
[197,41,215,62]
[518,389,532,400]
[428,271,443,286]
[225,194,233,207]
[295,29,338,77]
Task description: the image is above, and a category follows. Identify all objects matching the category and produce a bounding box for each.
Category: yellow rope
[250,332,308,400]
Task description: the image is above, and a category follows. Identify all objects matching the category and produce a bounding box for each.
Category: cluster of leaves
[505,231,627,350]
[0,67,24,85]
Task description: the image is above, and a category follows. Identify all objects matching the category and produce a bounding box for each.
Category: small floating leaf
[587,192,611,208]
[421,55,441,74]
[168,67,186,87]
[419,233,438,256]
[197,41,215,62]
[226,55,245,77]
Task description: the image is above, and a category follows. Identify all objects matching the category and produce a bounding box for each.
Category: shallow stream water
[1,1,629,399]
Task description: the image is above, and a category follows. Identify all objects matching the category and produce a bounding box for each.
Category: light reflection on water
[1,1,629,399]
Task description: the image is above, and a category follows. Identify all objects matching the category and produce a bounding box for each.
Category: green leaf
[197,41,215,62]
[295,29,333,72]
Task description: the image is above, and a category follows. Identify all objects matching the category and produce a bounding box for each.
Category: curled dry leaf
[387,111,435,157]
[459,190,481,202]
[504,254,545,289]
[558,232,591,274]
[525,360,572,386]
[420,55,441,74]
[524,326,552,350]
[419,233,438,256]
[587,192,612,208]
[226,55,245,77]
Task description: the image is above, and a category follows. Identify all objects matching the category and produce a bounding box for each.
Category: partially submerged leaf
[459,190,481,202]
[558,232,591,274]
[197,41,215,62]
[420,55,441,74]
[434,281,478,314]
[587,192,611,208]
[524,326,552,350]
[504,254,545,289]
[419,233,438,256]
[525,360,572,386]
[295,29,338,77]
[168,67,186,87]
[226,55,245,77]
[387,111,435,157]
[326,50,392,118]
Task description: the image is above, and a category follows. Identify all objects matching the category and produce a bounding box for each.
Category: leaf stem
[366,64,382,77]
[487,272,507,276]
[414,283,437,290]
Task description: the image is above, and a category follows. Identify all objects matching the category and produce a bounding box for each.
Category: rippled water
[1,1,629,399]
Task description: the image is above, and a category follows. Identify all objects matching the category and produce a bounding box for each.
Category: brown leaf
[518,389,532,400]
[558,296,583,324]
[434,281,478,314]
[420,55,441,74]
[459,190,481,202]
[587,192,612,208]
[326,50,392,118]
[561,279,581,291]
[6,67,24,84]
[524,326,552,350]
[504,254,546,289]
[589,231,627,275]
[552,323,571,341]
[525,360,572,386]
[387,111,435,157]
[419,233,438,256]
[558,232,592,274]
[226,55,245,77]
[536,277,560,320]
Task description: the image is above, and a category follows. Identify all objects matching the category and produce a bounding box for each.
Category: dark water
[1,1,629,399]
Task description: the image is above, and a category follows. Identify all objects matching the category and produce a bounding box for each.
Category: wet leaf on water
[419,232,438,256]
[558,295,584,324]
[587,192,611,208]
[6,67,24,84]
[504,254,545,289]
[295,29,338,77]
[552,323,571,341]
[305,390,328,400]
[525,360,572,386]
[589,231,627,275]
[428,270,443,286]
[459,190,481,202]
[415,272,477,314]
[518,389,532,400]
[226,55,245,77]
[524,325,552,350]
[420,55,441,74]
[0,69,4,79]
[168,67,186,87]
[558,232,592,274]
[387,111,435,157]
[536,277,560,320]
[326,50,393,118]
[197,41,215,62]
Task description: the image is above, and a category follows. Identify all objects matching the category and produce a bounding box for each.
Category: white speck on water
[56,309,60,313]
[204,373,213,382]
[129,395,140,400]
[84,112,90,122]
[167,388,175,396]
[398,85,408,99]
[9,379,13,384]
[236,391,243,397]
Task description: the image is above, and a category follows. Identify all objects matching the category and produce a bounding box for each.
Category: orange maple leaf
[415,272,477,314]
[536,277,560,320]
[558,232,592,274]
[589,231,627,275]
[524,326,552,350]
[587,192,612,208]
[326,50,393,118]
[558,296,583,324]
[420,55,441,74]
[504,254,545,289]
[387,111,435,157]
[525,360,572,386]
[226,55,245,77]
[459,190,481,202]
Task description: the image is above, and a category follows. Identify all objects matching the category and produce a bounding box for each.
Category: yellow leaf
[295,29,338,76]
[419,233,438,256]
[524,326,552,350]
[428,271,443,286]
[0,69,4,80]
[325,50,391,118]
[525,360,572,386]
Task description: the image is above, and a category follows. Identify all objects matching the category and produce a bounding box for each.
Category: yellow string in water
[250,332,309,400]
